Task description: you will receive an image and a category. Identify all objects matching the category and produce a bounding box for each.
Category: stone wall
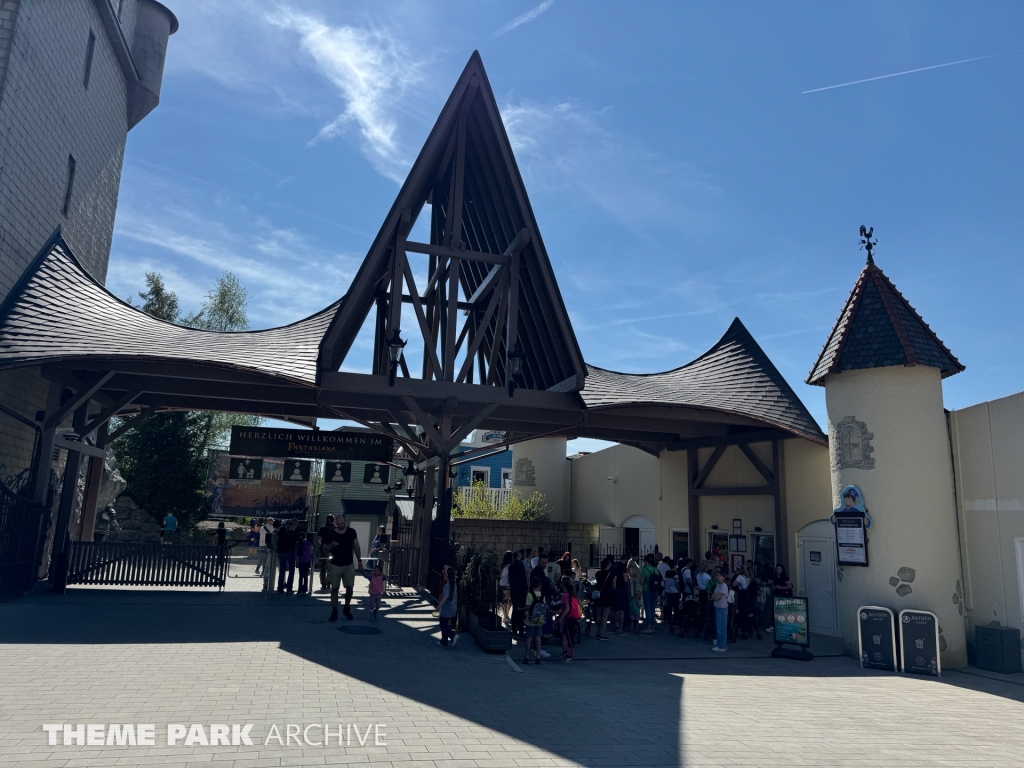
[452,519,601,558]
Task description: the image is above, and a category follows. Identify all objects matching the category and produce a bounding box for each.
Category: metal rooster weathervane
[859,225,877,264]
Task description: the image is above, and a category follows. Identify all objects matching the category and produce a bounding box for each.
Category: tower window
[83,30,95,89]
[62,155,76,216]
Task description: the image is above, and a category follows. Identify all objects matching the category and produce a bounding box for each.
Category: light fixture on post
[387,329,406,386]
[507,343,524,397]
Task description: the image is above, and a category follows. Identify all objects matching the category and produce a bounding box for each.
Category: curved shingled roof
[807,258,964,385]
[0,234,337,386]
[582,318,826,444]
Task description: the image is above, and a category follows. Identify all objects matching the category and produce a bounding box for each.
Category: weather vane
[859,225,877,264]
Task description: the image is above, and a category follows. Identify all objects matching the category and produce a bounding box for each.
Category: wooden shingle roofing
[807,259,964,386]
[0,235,337,386]
[582,318,826,445]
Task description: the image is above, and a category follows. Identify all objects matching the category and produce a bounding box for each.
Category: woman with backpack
[557,577,580,663]
[523,576,547,665]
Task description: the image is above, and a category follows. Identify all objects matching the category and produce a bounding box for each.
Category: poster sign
[773,596,809,647]
[229,426,393,461]
[229,457,263,483]
[899,609,940,677]
[728,535,746,552]
[324,461,352,484]
[362,462,390,486]
[835,514,868,566]
[207,451,308,518]
[858,605,897,671]
[282,459,311,486]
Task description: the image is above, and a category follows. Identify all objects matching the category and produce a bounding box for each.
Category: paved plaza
[2,561,1023,768]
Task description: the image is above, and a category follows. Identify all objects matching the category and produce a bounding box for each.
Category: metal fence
[0,482,47,597]
[588,542,660,568]
[66,541,229,588]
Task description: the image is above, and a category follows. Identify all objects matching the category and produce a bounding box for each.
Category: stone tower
[807,233,968,668]
[0,0,176,488]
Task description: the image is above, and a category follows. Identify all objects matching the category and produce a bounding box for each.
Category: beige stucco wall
[949,391,1024,667]
[511,437,570,522]
[567,437,831,575]
[825,365,967,668]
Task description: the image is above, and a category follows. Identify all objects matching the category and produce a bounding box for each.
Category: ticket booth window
[671,530,688,561]
[707,531,729,562]
[750,533,776,578]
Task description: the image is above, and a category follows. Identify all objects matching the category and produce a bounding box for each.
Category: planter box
[466,610,512,653]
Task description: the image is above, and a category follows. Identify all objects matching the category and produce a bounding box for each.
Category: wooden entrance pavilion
[0,53,824,592]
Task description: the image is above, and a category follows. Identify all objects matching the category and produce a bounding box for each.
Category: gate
[387,516,420,588]
[66,541,228,588]
[0,482,47,597]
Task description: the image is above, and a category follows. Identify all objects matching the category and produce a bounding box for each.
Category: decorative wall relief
[514,457,536,486]
[832,416,875,470]
[952,580,964,616]
[889,566,915,596]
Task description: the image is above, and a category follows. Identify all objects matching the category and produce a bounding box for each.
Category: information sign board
[773,596,810,647]
[835,513,868,566]
[899,609,940,677]
[858,605,898,671]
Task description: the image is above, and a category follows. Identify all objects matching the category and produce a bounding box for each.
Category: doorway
[798,520,840,637]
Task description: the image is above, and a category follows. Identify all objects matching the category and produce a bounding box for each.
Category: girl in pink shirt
[368,565,387,621]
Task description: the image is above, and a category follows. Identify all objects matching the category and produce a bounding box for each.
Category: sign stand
[857,605,898,671]
[771,595,813,661]
[899,609,941,677]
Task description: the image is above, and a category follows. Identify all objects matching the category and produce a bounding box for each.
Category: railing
[0,482,47,597]
[457,485,514,511]
[66,541,229,588]
[589,542,660,567]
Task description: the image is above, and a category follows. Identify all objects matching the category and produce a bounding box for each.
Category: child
[663,568,680,633]
[296,532,313,595]
[523,577,546,665]
[368,564,386,621]
[557,578,579,663]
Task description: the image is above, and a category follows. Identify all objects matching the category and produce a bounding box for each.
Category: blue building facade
[455,432,512,489]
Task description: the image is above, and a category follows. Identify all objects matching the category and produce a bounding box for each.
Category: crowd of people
[497,545,795,661]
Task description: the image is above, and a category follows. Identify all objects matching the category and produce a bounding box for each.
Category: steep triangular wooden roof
[317,51,586,391]
[807,258,964,385]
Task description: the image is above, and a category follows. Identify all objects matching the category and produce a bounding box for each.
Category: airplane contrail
[802,48,1024,94]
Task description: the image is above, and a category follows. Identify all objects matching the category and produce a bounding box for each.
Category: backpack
[647,569,664,595]
[569,596,582,619]
[529,593,547,621]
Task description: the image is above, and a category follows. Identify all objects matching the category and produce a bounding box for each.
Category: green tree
[113,272,261,529]
[132,272,179,321]
[451,481,549,521]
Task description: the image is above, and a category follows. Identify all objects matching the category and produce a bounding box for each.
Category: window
[62,155,76,216]
[707,531,729,561]
[670,530,688,561]
[83,30,96,89]
[470,467,490,487]
[750,533,776,578]
[500,469,512,489]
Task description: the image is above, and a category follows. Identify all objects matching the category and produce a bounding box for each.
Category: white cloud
[501,99,723,236]
[269,10,423,181]
[494,0,557,37]
[109,170,361,327]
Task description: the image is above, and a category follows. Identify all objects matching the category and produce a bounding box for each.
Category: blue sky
[108,1,1024,453]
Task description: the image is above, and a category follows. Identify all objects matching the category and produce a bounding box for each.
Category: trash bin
[975,625,1022,674]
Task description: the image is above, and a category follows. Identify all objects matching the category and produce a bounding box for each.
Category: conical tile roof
[807,258,964,385]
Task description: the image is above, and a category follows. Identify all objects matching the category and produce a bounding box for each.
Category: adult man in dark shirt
[315,515,335,593]
[321,513,362,621]
[275,519,300,593]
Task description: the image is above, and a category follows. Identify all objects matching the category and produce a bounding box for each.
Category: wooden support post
[773,439,789,570]
[49,402,89,592]
[79,423,107,543]
[33,382,62,506]
[687,447,699,561]
[444,256,460,380]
